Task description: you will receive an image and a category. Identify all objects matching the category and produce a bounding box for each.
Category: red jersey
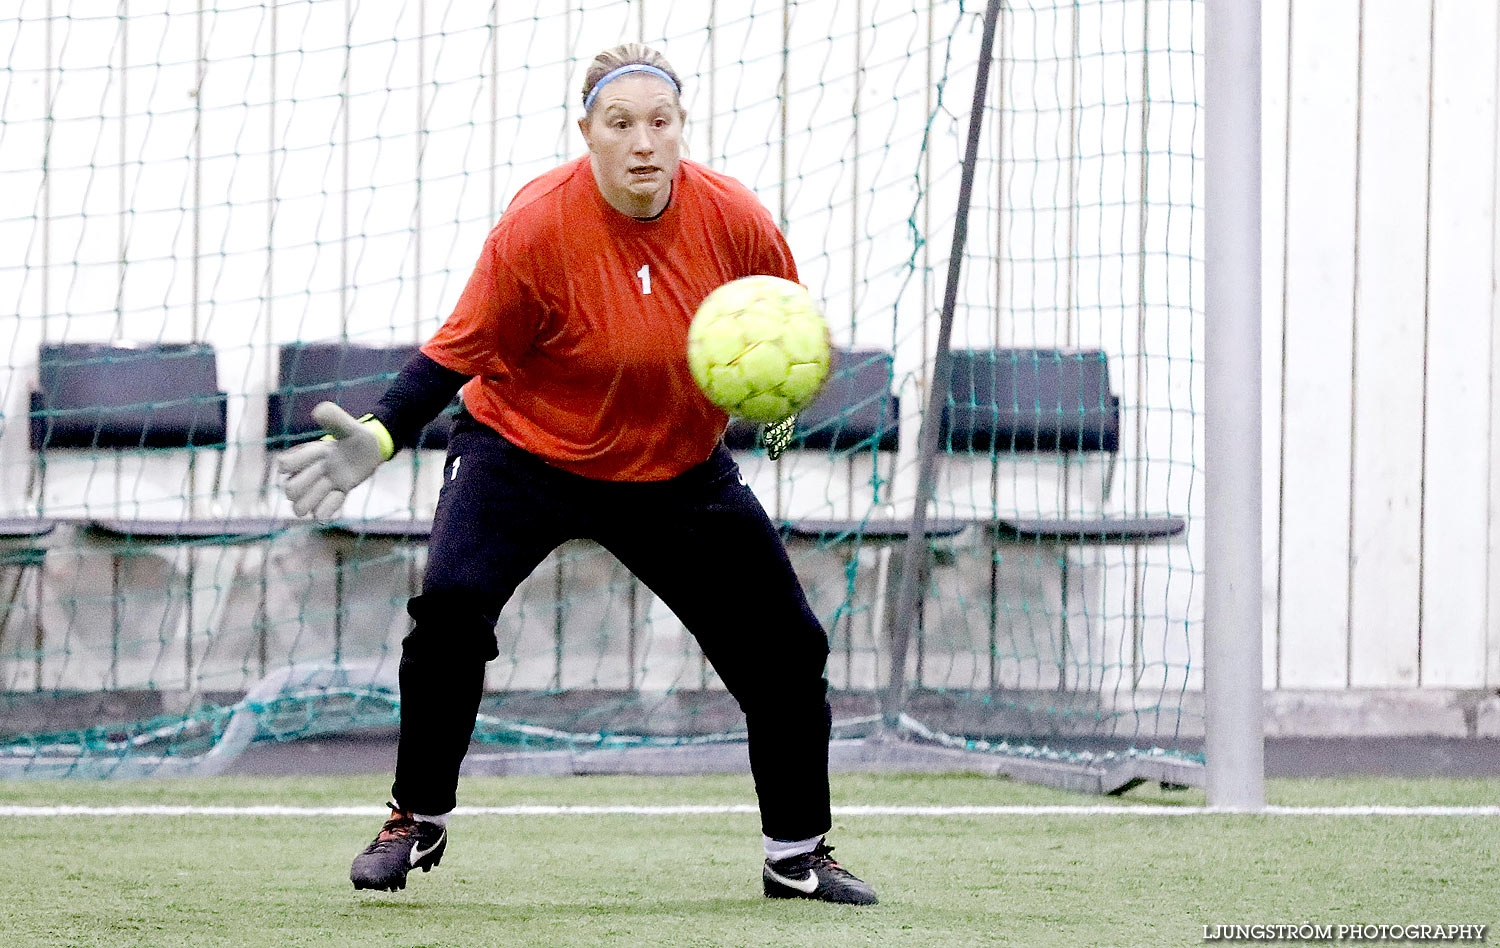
[422,156,798,481]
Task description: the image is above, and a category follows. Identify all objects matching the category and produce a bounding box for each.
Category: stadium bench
[725,348,901,456]
[268,342,458,656]
[725,350,968,686]
[939,347,1184,542]
[30,342,292,686]
[267,341,457,451]
[726,348,953,534]
[0,517,57,548]
[727,347,969,541]
[723,348,1185,549]
[730,347,1184,688]
[938,347,1186,688]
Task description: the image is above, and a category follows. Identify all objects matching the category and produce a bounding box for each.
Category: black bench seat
[991,515,1186,544]
[0,518,57,539]
[321,519,434,542]
[87,517,291,544]
[779,517,972,543]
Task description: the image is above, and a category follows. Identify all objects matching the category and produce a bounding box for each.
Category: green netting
[0,0,1203,786]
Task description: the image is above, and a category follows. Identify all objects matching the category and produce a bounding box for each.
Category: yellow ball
[686,276,831,424]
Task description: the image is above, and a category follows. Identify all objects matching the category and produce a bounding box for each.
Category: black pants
[391,412,833,842]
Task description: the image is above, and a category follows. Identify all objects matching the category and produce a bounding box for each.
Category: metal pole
[1204,0,1265,810]
[882,0,1003,725]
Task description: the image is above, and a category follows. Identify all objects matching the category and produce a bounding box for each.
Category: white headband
[583,63,680,112]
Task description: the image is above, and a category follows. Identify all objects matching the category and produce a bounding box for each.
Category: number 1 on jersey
[637,263,652,295]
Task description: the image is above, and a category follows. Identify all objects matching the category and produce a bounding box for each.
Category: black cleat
[349,806,447,891]
[763,841,878,905]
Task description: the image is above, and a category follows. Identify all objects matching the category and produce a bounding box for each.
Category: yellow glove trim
[321,414,395,462]
[357,414,396,462]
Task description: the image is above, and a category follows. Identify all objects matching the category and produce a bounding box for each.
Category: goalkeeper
[278,43,876,906]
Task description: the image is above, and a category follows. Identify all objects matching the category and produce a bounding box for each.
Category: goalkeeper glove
[277,401,394,520]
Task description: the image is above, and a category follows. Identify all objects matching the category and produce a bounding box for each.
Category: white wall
[1262,0,1499,690]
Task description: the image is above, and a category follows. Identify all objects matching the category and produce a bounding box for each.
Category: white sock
[409,810,450,828]
[763,833,822,863]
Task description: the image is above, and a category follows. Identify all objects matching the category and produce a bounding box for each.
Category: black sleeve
[372,351,470,452]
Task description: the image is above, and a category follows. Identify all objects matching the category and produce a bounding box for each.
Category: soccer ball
[686,275,831,423]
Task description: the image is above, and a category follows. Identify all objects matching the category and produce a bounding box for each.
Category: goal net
[0,0,1203,791]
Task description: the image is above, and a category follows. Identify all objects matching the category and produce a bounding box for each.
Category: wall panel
[1346,0,1430,688]
[1421,0,1497,688]
[1276,0,1360,688]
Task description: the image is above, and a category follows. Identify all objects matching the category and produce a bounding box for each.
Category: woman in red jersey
[278,43,876,905]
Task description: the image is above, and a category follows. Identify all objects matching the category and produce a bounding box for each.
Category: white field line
[1,804,1498,817]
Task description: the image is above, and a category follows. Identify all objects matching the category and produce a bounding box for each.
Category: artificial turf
[7,774,1498,947]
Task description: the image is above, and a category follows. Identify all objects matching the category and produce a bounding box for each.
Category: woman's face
[579,72,685,219]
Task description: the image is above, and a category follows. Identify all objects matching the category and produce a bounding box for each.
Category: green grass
[7,774,1499,947]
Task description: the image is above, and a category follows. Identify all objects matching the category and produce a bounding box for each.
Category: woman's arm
[372,351,471,453]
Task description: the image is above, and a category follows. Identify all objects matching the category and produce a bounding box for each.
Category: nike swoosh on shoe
[765,866,820,894]
[409,829,445,866]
